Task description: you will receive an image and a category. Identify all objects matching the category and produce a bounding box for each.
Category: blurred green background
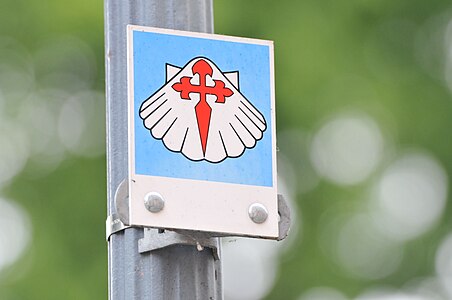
[0,0,451,299]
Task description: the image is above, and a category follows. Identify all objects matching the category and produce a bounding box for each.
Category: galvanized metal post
[104,1,221,299]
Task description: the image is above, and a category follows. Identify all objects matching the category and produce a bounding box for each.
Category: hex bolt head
[144,192,165,213]
[248,203,268,224]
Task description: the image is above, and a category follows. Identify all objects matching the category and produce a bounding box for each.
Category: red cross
[172,59,234,155]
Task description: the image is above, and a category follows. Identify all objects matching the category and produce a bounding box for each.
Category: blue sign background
[133,30,273,187]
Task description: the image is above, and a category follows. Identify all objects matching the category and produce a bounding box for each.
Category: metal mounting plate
[106,179,291,243]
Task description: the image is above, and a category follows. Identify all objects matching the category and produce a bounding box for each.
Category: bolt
[144,192,165,213]
[248,203,268,224]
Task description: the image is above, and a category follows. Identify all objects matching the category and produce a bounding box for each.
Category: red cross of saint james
[172,59,234,155]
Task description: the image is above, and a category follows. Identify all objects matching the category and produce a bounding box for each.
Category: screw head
[144,192,165,213]
[248,203,268,224]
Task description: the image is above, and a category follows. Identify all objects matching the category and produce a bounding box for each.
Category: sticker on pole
[127,25,277,238]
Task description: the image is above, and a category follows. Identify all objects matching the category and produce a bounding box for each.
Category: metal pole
[104,1,221,299]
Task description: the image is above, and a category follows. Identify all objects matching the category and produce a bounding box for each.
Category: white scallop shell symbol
[139,57,267,163]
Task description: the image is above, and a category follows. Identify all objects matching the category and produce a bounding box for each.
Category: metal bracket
[106,213,130,241]
[106,179,291,244]
[106,179,131,241]
[138,228,221,260]
[277,194,291,241]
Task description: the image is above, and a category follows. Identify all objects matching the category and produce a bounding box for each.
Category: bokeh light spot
[310,112,384,186]
[0,121,30,187]
[336,214,403,280]
[0,198,31,274]
[371,152,448,241]
[435,233,452,297]
[58,91,105,158]
[222,238,278,300]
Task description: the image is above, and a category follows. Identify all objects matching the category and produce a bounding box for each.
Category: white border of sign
[127,25,278,238]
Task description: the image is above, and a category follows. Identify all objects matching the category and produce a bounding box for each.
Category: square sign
[127,25,277,238]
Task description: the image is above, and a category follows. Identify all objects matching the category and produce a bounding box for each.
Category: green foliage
[0,0,451,299]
